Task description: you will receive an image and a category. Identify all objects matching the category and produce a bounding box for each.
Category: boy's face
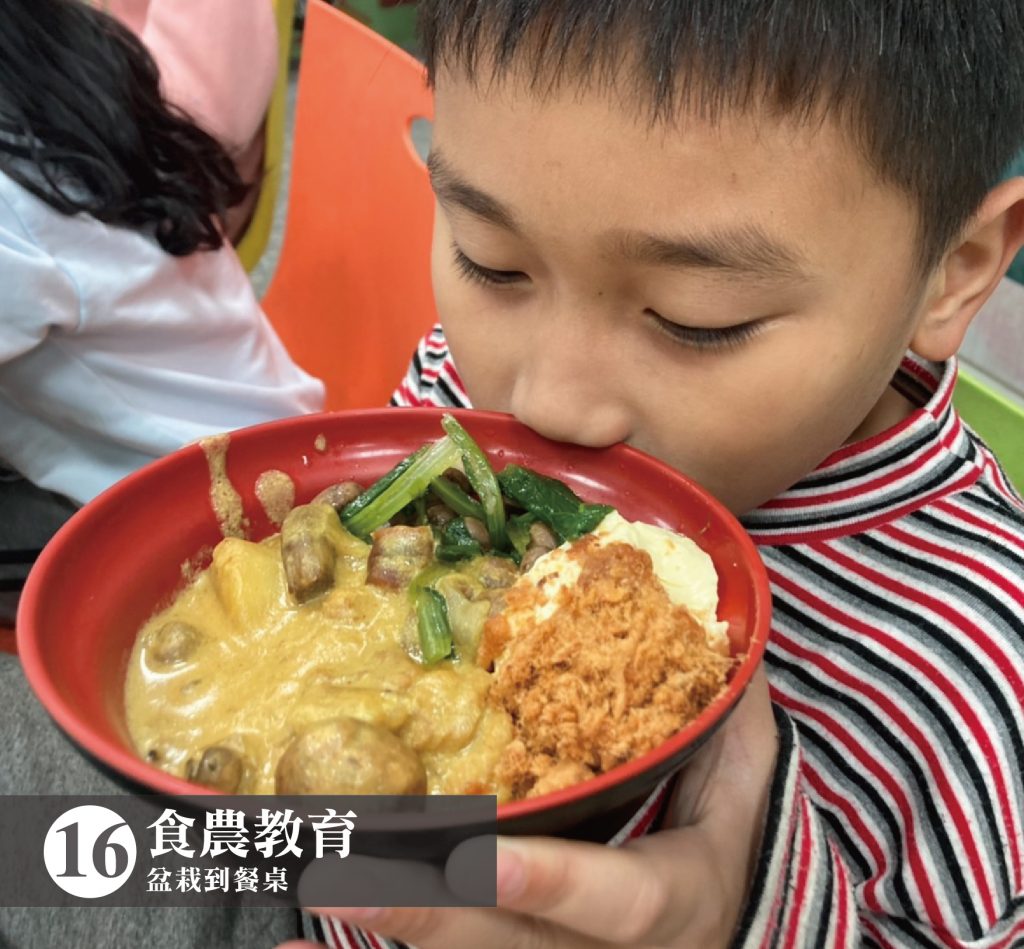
[429,70,932,513]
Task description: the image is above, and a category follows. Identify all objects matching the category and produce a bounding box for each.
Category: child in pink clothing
[103,0,280,239]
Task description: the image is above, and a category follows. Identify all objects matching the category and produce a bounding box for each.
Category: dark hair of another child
[418,0,1024,272]
[0,0,248,257]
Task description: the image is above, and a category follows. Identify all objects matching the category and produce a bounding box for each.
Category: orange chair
[261,0,437,410]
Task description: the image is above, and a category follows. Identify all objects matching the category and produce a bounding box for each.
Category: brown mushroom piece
[146,620,202,665]
[474,556,519,590]
[520,521,560,573]
[426,501,456,528]
[186,746,245,793]
[529,521,560,549]
[440,467,473,494]
[311,480,364,513]
[275,717,426,795]
[366,525,434,589]
[281,503,340,602]
[462,516,491,551]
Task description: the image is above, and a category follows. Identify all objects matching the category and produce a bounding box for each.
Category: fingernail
[496,839,527,902]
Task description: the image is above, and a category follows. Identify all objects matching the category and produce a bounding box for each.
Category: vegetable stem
[342,437,462,539]
[430,475,485,521]
[416,587,454,664]
[441,415,508,550]
[340,446,426,527]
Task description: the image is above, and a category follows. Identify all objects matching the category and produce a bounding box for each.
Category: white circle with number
[43,805,137,898]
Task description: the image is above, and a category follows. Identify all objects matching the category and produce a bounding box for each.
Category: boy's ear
[911,176,1024,362]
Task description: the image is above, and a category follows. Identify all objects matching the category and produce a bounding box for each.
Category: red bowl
[18,408,770,841]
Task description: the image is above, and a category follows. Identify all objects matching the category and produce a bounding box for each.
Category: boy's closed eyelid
[647,309,772,350]
[447,241,773,347]
[451,244,528,286]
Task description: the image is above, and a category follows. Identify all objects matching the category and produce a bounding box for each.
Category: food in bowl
[484,513,731,799]
[124,415,735,801]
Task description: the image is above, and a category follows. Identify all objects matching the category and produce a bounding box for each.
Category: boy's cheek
[434,270,910,515]
[436,305,516,413]
[433,273,535,415]
[644,384,869,513]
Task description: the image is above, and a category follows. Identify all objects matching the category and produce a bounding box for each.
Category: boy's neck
[845,382,919,445]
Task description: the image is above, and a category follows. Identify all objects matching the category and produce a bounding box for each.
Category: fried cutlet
[482,536,733,799]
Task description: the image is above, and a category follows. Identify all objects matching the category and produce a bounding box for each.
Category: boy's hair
[0,0,248,257]
[418,0,1024,271]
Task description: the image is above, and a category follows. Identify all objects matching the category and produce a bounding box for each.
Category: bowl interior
[19,408,769,825]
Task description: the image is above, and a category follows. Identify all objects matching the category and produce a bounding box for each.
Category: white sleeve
[0,193,81,365]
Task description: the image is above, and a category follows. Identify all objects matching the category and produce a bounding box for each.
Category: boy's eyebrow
[428,150,808,280]
[615,227,810,280]
[427,150,519,232]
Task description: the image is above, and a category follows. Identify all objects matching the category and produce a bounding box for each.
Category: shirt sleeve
[389,324,473,409]
[0,199,81,365]
[733,706,1024,948]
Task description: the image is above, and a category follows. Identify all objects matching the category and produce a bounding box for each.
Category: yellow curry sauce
[124,516,515,798]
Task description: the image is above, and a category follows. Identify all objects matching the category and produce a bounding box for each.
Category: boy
[293,0,1024,947]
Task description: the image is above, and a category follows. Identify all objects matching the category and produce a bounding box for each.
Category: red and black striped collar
[742,355,984,545]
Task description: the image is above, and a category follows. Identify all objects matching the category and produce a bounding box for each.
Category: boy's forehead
[432,67,894,246]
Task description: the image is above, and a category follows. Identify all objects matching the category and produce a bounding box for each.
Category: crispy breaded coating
[484,538,733,799]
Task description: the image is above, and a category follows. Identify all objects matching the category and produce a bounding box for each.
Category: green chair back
[955,370,1024,493]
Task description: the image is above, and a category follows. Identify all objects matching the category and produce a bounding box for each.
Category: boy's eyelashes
[646,309,764,351]
[451,245,528,286]
[450,244,764,352]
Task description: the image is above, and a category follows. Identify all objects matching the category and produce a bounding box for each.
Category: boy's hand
[279,667,777,949]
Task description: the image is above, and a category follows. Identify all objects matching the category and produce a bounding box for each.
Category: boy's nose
[507,342,633,449]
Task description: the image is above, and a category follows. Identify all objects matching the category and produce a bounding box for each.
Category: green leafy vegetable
[341,437,462,539]
[441,415,508,550]
[497,465,613,542]
[435,517,485,562]
[415,587,454,664]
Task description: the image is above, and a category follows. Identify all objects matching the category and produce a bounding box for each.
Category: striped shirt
[315,324,1024,948]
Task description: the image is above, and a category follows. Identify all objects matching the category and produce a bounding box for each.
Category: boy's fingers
[305,906,599,949]
[492,832,703,946]
[307,831,709,948]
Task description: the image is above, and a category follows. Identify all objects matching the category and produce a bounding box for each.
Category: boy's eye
[648,310,763,351]
[452,245,528,286]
